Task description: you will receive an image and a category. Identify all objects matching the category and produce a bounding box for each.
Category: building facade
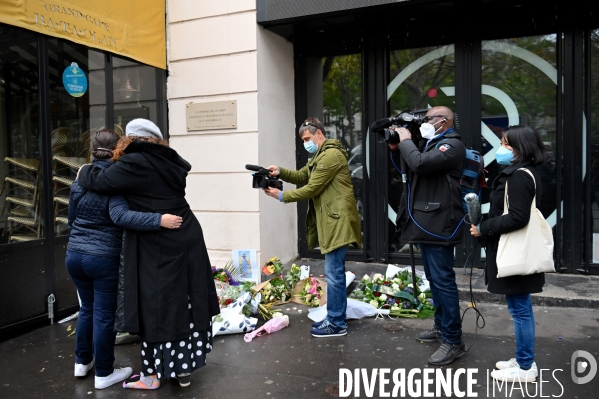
[1,0,598,331]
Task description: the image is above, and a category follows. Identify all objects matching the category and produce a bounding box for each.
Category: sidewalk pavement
[1,259,598,398]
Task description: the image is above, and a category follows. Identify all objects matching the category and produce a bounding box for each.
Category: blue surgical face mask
[304,139,318,154]
[495,146,514,165]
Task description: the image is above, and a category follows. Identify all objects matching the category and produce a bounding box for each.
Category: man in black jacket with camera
[389,106,466,365]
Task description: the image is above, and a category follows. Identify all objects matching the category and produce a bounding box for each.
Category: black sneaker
[312,320,325,328]
[428,342,466,365]
[175,374,191,387]
[415,327,442,342]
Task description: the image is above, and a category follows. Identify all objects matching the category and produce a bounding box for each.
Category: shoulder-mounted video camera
[370,109,429,144]
[245,164,283,190]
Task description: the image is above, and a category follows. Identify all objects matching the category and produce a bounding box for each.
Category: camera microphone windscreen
[464,193,482,225]
[370,118,393,132]
[245,164,261,172]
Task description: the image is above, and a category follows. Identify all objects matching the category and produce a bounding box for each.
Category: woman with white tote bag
[470,125,554,384]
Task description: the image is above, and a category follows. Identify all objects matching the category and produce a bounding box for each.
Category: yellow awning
[0,0,166,69]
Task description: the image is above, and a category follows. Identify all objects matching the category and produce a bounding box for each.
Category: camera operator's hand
[394,127,412,143]
[266,165,280,177]
[388,143,399,152]
[263,187,281,199]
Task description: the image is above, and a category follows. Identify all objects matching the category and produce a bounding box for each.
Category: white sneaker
[94,367,133,389]
[496,358,538,375]
[491,364,537,382]
[74,359,94,377]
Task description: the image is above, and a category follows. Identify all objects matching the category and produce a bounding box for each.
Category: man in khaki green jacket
[263,117,361,338]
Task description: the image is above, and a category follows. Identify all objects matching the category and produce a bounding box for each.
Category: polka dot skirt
[139,320,213,379]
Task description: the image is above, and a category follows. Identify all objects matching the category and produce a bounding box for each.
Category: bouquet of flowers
[254,276,290,305]
[214,281,244,308]
[262,256,284,276]
[292,276,325,307]
[350,271,434,319]
[212,292,258,336]
[284,263,302,292]
[212,266,240,286]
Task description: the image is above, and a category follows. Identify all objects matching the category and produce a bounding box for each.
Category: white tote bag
[496,168,555,278]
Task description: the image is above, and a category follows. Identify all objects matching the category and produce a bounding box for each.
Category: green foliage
[322,54,362,134]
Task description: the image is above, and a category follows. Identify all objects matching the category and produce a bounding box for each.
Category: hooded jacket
[392,130,466,245]
[280,139,362,254]
[77,141,220,343]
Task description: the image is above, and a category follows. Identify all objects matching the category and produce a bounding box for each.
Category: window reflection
[387,45,456,253]
[113,56,157,131]
[0,26,43,243]
[306,54,364,244]
[481,36,557,220]
[48,39,107,236]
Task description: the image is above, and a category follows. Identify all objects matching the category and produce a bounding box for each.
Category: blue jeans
[66,250,120,377]
[505,293,535,370]
[419,244,462,345]
[324,245,348,329]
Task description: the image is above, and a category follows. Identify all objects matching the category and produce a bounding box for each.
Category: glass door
[587,29,599,270]
[480,36,558,262]
[383,35,558,265]
[386,44,456,257]
[298,52,365,257]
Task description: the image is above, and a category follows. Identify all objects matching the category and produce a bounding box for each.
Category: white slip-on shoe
[94,367,133,389]
[491,364,537,383]
[74,359,94,377]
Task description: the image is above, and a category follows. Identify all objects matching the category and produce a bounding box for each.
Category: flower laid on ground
[212,266,240,286]
[262,256,284,276]
[284,263,302,292]
[298,277,324,307]
[212,292,258,336]
[214,280,244,309]
[215,280,283,321]
[350,272,434,319]
[258,276,290,304]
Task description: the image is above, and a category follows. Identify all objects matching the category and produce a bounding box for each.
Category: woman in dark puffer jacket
[66,129,182,390]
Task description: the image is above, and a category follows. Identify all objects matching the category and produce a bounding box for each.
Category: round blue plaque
[62,62,88,98]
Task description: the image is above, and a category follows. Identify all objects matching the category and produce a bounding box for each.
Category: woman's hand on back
[160,214,183,229]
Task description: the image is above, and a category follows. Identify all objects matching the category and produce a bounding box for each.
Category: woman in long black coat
[471,125,547,384]
[77,119,220,389]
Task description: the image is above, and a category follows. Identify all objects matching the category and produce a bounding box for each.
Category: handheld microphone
[464,193,481,225]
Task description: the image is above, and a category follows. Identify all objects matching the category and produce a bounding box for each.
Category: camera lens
[384,128,400,144]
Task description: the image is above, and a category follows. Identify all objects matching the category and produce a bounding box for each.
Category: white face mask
[419,119,445,140]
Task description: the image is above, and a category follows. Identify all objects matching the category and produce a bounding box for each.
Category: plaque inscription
[186,100,237,131]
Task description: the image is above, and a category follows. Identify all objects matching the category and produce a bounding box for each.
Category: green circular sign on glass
[62,62,87,98]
